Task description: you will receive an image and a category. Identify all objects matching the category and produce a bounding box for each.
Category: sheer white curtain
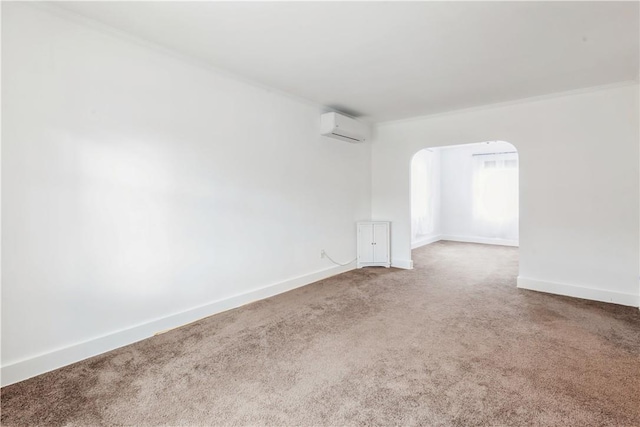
[411,149,435,240]
[472,152,519,240]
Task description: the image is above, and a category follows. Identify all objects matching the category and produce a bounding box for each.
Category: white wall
[439,141,518,246]
[410,149,442,248]
[1,3,371,385]
[373,83,639,307]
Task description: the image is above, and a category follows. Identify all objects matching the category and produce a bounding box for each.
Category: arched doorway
[410,141,519,250]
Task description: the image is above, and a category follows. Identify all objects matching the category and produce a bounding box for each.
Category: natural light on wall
[411,149,435,239]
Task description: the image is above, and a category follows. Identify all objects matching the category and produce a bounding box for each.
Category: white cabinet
[357,221,390,268]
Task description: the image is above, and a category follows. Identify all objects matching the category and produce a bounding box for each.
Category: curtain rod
[472,151,517,157]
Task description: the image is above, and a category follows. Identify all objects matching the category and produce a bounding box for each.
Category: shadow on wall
[410,141,519,249]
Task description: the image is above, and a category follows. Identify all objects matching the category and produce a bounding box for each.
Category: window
[472,152,519,239]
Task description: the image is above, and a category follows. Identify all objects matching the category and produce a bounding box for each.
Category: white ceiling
[56,1,639,122]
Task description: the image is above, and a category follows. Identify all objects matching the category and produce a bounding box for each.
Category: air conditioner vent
[331,132,360,142]
[321,112,369,143]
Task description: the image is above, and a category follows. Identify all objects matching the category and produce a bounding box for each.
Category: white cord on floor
[323,251,356,266]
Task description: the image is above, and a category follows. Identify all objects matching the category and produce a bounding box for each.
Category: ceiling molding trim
[376,80,639,128]
[26,2,332,113]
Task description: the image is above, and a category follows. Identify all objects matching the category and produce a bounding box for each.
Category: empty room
[1,1,639,426]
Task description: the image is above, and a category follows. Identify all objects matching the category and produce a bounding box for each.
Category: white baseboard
[517,276,639,307]
[0,263,354,387]
[411,234,518,250]
[391,259,414,269]
[411,234,442,249]
[440,234,518,247]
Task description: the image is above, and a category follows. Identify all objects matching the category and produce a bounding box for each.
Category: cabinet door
[373,223,389,263]
[358,224,374,263]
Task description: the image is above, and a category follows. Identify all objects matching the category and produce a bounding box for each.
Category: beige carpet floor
[2,241,640,426]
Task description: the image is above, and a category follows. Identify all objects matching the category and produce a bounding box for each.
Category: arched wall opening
[410,140,519,260]
[373,85,637,307]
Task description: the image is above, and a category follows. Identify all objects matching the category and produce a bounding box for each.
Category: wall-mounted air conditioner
[321,112,369,143]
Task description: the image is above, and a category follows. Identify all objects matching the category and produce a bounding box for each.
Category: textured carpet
[2,241,640,426]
